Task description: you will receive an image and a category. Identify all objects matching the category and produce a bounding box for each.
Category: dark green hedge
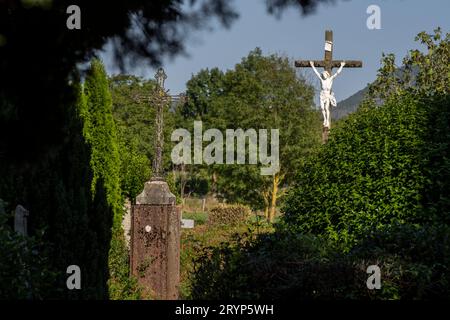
[282,93,450,248]
[208,204,251,226]
[191,223,450,300]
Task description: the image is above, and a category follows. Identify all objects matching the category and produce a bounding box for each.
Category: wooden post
[324,30,333,75]
[322,126,330,144]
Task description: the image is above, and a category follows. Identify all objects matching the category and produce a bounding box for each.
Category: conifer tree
[82,59,137,299]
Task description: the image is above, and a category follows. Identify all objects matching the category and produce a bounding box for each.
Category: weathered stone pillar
[131,179,181,300]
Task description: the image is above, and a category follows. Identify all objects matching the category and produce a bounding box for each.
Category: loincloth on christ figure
[320,90,337,107]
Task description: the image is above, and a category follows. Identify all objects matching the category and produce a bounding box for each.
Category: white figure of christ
[309,60,345,128]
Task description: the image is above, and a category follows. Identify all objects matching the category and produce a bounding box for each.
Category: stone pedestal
[131,180,181,300]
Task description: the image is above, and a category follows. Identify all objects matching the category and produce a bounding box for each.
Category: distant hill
[332,86,368,120]
[331,66,418,120]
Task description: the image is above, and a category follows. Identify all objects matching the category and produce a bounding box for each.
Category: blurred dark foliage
[265,0,336,16]
[0,0,336,159]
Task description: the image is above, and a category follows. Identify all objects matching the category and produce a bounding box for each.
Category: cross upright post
[153,68,167,180]
[324,29,333,75]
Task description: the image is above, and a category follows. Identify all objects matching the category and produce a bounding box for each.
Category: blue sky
[102,0,450,103]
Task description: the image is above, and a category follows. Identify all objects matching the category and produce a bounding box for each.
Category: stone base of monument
[131,179,181,300]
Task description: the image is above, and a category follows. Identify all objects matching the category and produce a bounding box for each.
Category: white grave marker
[181,219,195,229]
[14,204,29,236]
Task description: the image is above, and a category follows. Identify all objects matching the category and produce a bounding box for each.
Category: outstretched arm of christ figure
[309,61,321,79]
[331,61,346,79]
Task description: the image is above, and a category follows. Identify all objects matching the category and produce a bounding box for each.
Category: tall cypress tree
[82,59,138,299]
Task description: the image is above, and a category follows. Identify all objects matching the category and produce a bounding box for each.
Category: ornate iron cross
[137,68,187,181]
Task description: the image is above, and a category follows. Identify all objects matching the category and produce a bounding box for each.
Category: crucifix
[295,30,362,142]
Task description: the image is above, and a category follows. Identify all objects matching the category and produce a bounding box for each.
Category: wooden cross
[295,30,363,142]
[295,30,363,76]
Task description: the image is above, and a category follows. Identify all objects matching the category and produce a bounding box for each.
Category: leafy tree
[109,75,156,160]
[109,75,154,200]
[179,49,321,221]
[173,68,225,201]
[117,136,152,201]
[367,28,449,101]
[179,68,226,121]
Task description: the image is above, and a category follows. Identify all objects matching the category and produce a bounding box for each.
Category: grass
[182,211,208,225]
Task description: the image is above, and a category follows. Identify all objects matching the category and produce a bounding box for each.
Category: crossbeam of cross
[295,30,363,75]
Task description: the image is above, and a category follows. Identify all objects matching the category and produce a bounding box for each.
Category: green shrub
[190,230,362,300]
[281,93,450,248]
[181,221,274,299]
[208,204,251,226]
[348,223,450,299]
[0,200,57,299]
[190,223,450,300]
